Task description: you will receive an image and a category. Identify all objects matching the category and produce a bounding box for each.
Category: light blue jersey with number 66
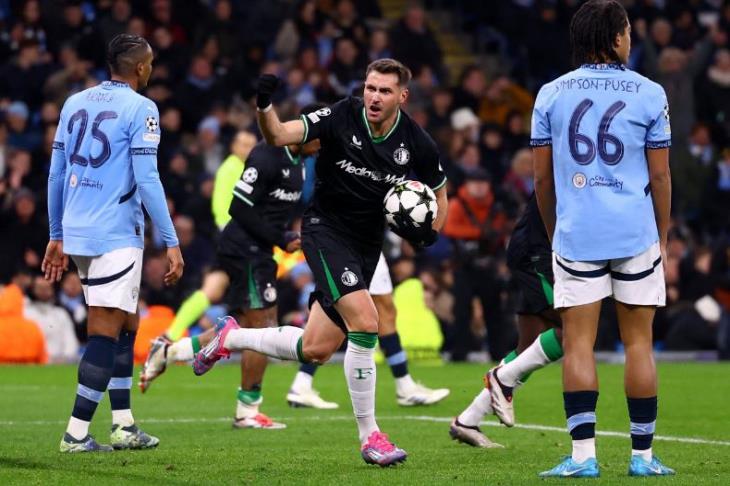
[530,63,671,261]
[47,80,178,256]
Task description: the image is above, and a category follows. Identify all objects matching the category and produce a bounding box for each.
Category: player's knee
[302,343,334,364]
[347,311,379,334]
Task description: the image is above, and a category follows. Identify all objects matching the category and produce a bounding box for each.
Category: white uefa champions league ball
[383,180,437,230]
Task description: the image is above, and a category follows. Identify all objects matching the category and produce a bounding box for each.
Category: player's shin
[379,332,415,391]
[109,330,136,427]
[565,391,599,463]
[458,388,493,427]
[627,396,657,461]
[223,325,304,362]
[497,328,563,387]
[66,335,117,440]
[345,332,379,444]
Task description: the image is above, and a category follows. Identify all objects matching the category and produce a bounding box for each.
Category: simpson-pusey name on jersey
[556,78,642,93]
[335,159,406,185]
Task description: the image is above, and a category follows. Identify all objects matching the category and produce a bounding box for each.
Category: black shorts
[509,252,554,316]
[214,253,278,313]
[301,215,380,332]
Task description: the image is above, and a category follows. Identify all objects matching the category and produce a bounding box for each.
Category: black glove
[256,74,281,109]
[277,230,300,251]
[391,211,438,250]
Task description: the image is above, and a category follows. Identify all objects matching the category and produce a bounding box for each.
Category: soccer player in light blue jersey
[43,34,184,453]
[531,1,674,478]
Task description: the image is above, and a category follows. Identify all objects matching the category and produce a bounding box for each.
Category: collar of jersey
[284,146,300,165]
[102,80,131,89]
[361,107,401,144]
[580,63,626,71]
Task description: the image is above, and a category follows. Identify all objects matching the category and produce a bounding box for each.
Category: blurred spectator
[328,36,366,97]
[43,45,96,106]
[331,0,369,48]
[173,214,213,293]
[452,65,487,113]
[0,188,46,281]
[390,2,444,81]
[174,55,226,132]
[5,102,40,151]
[368,28,391,62]
[274,0,323,62]
[0,38,52,111]
[47,0,103,65]
[24,275,80,363]
[701,148,730,234]
[502,148,534,204]
[0,283,47,364]
[443,168,512,361]
[98,0,132,47]
[150,25,189,81]
[479,76,533,127]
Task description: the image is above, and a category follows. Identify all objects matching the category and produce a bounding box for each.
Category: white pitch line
[1,414,728,447]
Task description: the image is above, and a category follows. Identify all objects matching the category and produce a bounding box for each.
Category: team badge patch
[341,269,358,287]
[263,285,277,303]
[243,167,258,183]
[145,116,158,132]
[69,174,78,188]
[393,144,410,165]
[573,172,587,189]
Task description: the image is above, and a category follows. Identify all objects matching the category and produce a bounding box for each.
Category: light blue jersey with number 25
[48,80,178,256]
[531,64,671,261]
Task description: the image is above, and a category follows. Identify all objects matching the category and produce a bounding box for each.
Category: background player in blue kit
[43,33,183,452]
[531,1,674,477]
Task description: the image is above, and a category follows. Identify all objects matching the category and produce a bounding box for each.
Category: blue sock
[627,396,657,452]
[298,362,318,376]
[70,335,117,435]
[564,391,598,440]
[108,331,136,413]
[379,332,408,378]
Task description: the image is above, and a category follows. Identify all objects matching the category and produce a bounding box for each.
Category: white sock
[236,398,261,419]
[395,374,416,395]
[66,416,90,440]
[572,438,596,463]
[458,388,493,427]
[224,326,303,362]
[498,339,551,387]
[632,448,652,462]
[291,371,313,392]
[112,409,135,427]
[344,340,379,444]
[168,337,194,362]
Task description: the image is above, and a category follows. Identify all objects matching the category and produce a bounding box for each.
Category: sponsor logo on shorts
[573,172,586,189]
[341,269,358,287]
[263,285,277,303]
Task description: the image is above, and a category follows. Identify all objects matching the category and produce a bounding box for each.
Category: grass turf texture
[1,362,728,485]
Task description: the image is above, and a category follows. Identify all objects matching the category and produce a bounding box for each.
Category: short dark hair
[365,58,412,87]
[107,33,150,75]
[570,0,628,66]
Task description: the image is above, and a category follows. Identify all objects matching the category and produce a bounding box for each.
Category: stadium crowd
[1,0,729,364]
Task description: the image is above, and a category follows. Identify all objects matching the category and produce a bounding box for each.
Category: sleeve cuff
[431,176,447,191]
[645,140,671,149]
[299,114,309,145]
[530,138,552,147]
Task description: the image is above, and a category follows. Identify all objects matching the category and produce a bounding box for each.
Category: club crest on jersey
[341,269,358,287]
[69,174,78,188]
[393,144,410,165]
[573,172,587,189]
[243,167,258,183]
[145,116,158,132]
[263,285,277,303]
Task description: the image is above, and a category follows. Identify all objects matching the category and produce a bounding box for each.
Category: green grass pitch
[1,361,728,485]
